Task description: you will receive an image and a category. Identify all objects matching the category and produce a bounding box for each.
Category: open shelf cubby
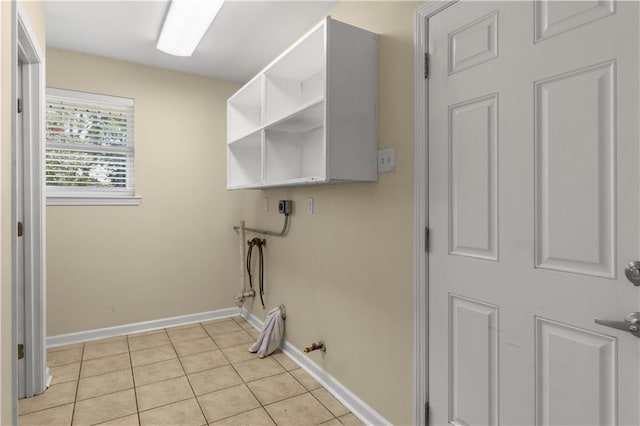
[264,126,325,184]
[227,131,262,189]
[226,17,378,189]
[227,76,262,142]
[264,24,325,124]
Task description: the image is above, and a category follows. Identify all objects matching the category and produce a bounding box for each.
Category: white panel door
[427,1,639,425]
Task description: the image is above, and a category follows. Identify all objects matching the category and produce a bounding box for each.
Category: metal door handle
[595,312,640,338]
[624,261,640,286]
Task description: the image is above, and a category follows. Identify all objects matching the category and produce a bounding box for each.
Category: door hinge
[425,401,429,424]
[17,98,23,114]
[17,221,23,237]
[18,344,24,360]
[424,53,430,79]
[425,227,429,252]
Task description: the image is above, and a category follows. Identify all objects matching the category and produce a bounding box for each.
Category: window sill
[47,195,142,206]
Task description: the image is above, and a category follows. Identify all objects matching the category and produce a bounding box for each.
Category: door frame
[413,1,457,424]
[12,1,47,417]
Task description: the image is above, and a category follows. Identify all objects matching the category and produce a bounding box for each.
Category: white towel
[248,306,284,358]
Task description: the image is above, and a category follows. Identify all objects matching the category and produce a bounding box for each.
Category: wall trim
[14,0,48,410]
[241,309,390,426]
[414,2,458,425]
[46,195,142,206]
[47,307,241,348]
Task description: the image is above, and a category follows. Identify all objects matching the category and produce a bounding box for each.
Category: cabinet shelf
[265,98,324,133]
[228,129,262,147]
[226,17,378,189]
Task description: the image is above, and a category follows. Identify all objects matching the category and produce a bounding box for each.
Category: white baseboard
[241,309,390,426]
[47,307,241,348]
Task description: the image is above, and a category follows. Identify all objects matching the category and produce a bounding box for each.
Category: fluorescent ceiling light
[157,0,224,57]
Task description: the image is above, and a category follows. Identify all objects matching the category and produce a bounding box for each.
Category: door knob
[624,261,640,286]
[595,312,640,338]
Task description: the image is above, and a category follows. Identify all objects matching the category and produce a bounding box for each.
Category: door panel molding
[534,60,616,278]
[449,294,499,426]
[448,93,499,261]
[534,317,617,426]
[534,0,615,43]
[448,11,499,75]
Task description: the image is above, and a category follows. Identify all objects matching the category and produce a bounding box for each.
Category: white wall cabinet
[227,17,378,189]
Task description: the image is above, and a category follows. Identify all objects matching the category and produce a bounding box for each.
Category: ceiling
[44,1,336,83]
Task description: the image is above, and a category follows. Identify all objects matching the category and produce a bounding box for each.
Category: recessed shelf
[226,17,378,190]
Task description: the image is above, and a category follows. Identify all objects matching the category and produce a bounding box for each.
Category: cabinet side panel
[327,19,378,182]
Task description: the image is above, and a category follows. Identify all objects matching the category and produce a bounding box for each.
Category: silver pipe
[233,214,289,237]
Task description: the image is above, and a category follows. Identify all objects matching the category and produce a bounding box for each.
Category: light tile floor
[19,316,364,426]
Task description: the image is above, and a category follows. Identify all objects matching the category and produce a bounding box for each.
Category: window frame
[45,87,140,206]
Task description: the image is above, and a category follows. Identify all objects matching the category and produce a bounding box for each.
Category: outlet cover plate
[377,147,395,173]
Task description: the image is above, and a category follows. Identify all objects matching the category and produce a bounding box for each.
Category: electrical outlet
[377,147,395,173]
[278,200,292,215]
[307,198,314,214]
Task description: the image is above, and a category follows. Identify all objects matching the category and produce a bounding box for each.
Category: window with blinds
[45,88,135,200]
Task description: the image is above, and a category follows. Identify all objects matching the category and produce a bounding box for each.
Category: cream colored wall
[19,1,46,50]
[46,49,242,335]
[1,1,46,422]
[241,2,419,424]
[45,2,418,423]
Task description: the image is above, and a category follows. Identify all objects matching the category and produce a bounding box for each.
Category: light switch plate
[377,147,395,173]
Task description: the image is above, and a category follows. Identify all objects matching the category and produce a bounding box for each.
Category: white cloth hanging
[248,306,284,358]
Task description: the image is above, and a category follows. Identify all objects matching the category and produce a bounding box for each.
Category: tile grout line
[285,365,349,423]
[69,342,85,425]
[219,320,282,426]
[18,349,83,420]
[203,316,268,424]
[126,332,143,425]
[258,340,348,424]
[166,323,209,424]
[129,326,251,421]
[54,323,241,366]
[35,316,355,425]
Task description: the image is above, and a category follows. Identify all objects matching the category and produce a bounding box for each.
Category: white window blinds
[45,88,135,197]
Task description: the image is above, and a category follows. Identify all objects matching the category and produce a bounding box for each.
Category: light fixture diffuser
[157,0,224,57]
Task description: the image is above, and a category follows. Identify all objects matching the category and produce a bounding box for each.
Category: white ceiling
[44,1,336,83]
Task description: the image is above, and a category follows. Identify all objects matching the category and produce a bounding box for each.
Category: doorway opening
[12,3,48,422]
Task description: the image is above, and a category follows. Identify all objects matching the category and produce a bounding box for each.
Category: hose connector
[304,341,326,353]
[234,289,256,304]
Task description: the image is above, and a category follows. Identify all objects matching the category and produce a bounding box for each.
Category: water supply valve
[304,341,326,353]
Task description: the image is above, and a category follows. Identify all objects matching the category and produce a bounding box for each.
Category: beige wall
[1,1,46,422]
[46,50,242,335]
[241,2,419,424]
[44,2,418,424]
[19,1,46,50]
